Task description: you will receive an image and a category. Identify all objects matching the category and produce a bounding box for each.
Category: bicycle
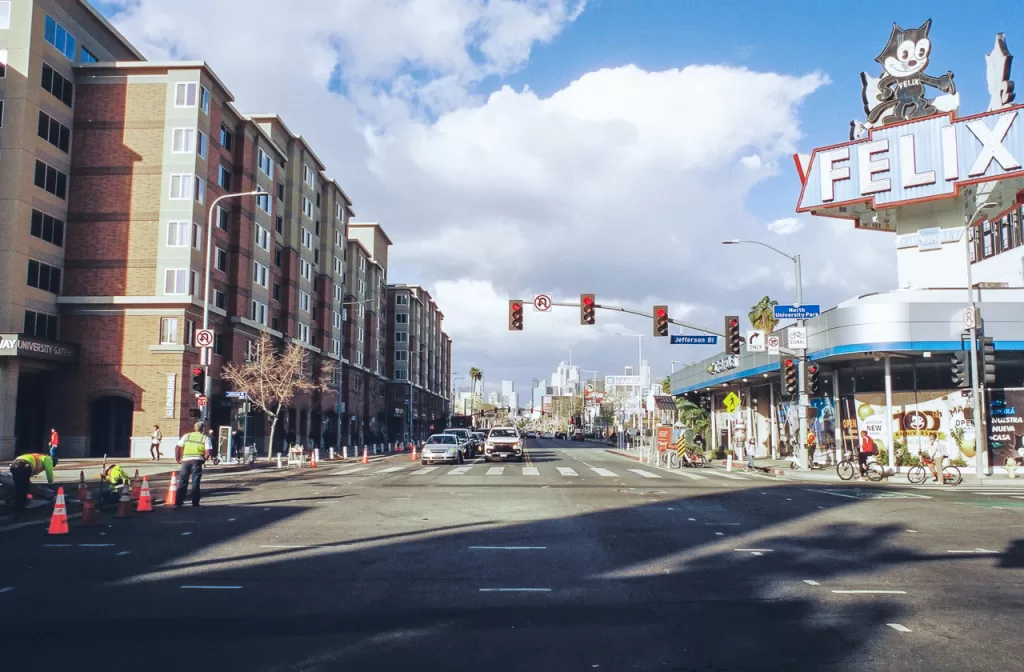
[907,461,962,486]
[683,450,708,467]
[658,450,680,469]
[837,452,885,482]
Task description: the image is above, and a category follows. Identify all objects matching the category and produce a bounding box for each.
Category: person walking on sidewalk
[175,422,212,508]
[48,428,60,465]
[5,453,56,511]
[150,425,163,460]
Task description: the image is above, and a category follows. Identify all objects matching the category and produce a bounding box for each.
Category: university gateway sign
[0,335,78,363]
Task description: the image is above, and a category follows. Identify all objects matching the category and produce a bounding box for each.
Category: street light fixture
[201,189,263,423]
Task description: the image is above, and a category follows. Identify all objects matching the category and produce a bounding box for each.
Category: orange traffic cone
[361,447,369,464]
[76,471,88,502]
[47,487,69,535]
[115,486,133,518]
[165,472,178,507]
[136,476,153,512]
[310,450,318,468]
[130,470,141,501]
[412,444,418,460]
[80,489,99,527]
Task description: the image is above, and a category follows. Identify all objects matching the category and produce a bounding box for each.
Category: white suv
[484,426,523,462]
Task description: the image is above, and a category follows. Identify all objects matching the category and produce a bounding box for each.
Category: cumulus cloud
[97,0,896,390]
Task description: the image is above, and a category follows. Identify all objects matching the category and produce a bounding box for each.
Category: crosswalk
[325,462,769,482]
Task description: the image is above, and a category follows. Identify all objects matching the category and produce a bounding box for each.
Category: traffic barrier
[137,476,153,512]
[115,485,133,518]
[361,447,369,464]
[130,469,141,501]
[165,472,178,507]
[80,488,99,527]
[47,488,69,535]
[76,470,88,502]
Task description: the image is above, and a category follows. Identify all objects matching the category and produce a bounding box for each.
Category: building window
[332,310,342,329]
[356,352,365,367]
[357,327,364,343]
[166,220,189,247]
[44,15,76,60]
[216,206,229,231]
[196,131,207,158]
[213,288,226,309]
[213,332,223,355]
[333,256,343,275]
[396,293,409,306]
[272,282,280,302]
[41,63,73,106]
[303,164,316,189]
[256,188,271,214]
[169,174,192,200]
[275,215,283,234]
[0,101,4,127]
[174,82,198,107]
[357,278,365,295]
[255,224,270,250]
[0,3,10,30]
[215,247,227,272]
[217,165,231,190]
[331,339,341,355]
[253,261,269,288]
[271,316,280,331]
[195,177,206,204]
[34,160,67,199]
[159,317,178,344]
[274,248,282,267]
[301,196,313,218]
[79,47,98,64]
[300,258,312,281]
[251,300,268,326]
[299,291,310,312]
[277,182,284,201]
[184,319,195,346]
[301,227,313,249]
[24,310,59,340]
[297,322,311,344]
[257,148,274,178]
[164,269,188,295]
[191,223,202,250]
[395,369,407,381]
[31,210,65,247]
[171,127,195,153]
[395,350,407,361]
[395,331,408,343]
[200,86,210,114]
[395,313,408,324]
[335,202,343,221]
[219,124,233,150]
[37,112,70,152]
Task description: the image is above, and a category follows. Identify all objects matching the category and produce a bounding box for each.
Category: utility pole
[794,253,809,470]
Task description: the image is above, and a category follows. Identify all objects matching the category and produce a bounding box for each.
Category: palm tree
[469,367,482,414]
[748,295,779,333]
[661,376,671,394]
[675,398,711,437]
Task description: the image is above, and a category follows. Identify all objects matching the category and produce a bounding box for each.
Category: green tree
[675,398,711,437]
[748,295,779,333]
[468,367,483,415]
[661,376,671,394]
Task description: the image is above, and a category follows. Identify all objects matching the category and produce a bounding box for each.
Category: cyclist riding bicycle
[923,434,945,482]
[858,431,876,480]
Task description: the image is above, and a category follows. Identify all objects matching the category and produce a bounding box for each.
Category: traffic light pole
[794,254,809,471]
[965,244,988,478]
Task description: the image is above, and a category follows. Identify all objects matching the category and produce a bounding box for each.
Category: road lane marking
[412,466,439,475]
[804,580,821,586]
[557,467,578,477]
[375,466,407,474]
[688,518,696,521]
[117,551,131,556]
[675,470,707,480]
[469,546,546,550]
[79,544,115,547]
[181,532,192,536]
[591,468,617,477]
[486,467,505,476]
[734,549,772,552]
[479,588,551,592]
[181,585,242,590]
[946,549,999,554]
[335,467,370,475]
[707,471,747,480]
[831,590,907,594]
[44,544,73,547]
[522,467,540,476]
[628,469,661,479]
[905,529,918,533]
[887,624,912,632]
[714,532,724,536]
[448,466,472,476]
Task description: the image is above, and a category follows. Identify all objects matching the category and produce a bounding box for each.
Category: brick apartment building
[0,0,451,460]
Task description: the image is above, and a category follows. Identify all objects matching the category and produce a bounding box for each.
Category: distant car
[555,431,567,440]
[485,426,523,461]
[421,434,464,465]
[471,432,486,451]
[573,430,584,441]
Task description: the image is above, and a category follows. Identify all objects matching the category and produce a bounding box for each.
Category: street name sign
[774,304,821,319]
[671,335,718,345]
[225,391,248,400]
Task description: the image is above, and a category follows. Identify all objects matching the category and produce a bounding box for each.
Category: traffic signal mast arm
[547,300,799,354]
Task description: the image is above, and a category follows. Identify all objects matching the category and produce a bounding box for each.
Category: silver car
[421,433,465,465]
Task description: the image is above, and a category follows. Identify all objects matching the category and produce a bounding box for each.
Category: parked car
[555,431,567,440]
[484,426,524,462]
[573,430,584,441]
[421,434,465,465]
[443,428,475,456]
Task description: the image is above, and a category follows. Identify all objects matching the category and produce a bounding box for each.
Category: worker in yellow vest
[99,463,133,507]
[175,422,213,508]
[5,453,56,511]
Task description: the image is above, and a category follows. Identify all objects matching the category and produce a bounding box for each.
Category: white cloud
[97,0,897,392]
[766,217,804,235]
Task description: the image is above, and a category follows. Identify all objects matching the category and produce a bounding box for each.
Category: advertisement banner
[775,397,837,457]
[656,425,672,453]
[988,389,1024,466]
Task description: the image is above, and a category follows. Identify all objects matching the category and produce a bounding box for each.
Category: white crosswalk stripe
[706,470,748,480]
[411,466,439,475]
[335,467,369,475]
[590,467,617,477]
[486,467,505,476]
[557,467,578,477]
[628,469,661,479]
[448,466,472,475]
[375,466,407,474]
[522,467,540,476]
[675,470,707,480]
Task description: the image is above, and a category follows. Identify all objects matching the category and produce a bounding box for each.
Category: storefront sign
[0,334,78,363]
[988,388,1024,464]
[605,375,641,387]
[165,374,176,418]
[895,227,964,249]
[706,355,739,375]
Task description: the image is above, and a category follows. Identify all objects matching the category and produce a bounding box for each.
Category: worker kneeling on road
[175,422,212,508]
[99,464,133,508]
[3,453,56,511]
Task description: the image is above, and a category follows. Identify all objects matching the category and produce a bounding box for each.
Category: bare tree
[221,332,336,458]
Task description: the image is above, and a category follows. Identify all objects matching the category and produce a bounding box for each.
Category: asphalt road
[2,438,1022,671]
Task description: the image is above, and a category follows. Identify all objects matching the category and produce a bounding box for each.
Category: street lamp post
[722,239,806,467]
[965,201,998,478]
[201,190,263,425]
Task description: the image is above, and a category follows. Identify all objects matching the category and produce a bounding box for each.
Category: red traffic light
[729,318,738,327]
[511,302,522,311]
[808,364,819,374]
[784,359,794,367]
[583,296,594,306]
[656,308,666,317]
[193,367,203,376]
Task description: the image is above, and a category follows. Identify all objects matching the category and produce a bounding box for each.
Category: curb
[604,450,641,462]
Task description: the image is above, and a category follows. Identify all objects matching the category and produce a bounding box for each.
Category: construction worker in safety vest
[4,453,56,511]
[99,463,133,507]
[174,421,212,508]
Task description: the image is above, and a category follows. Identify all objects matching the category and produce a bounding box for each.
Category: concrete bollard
[363,445,368,457]
[1007,462,1017,479]
[315,449,320,464]
[329,447,335,460]
[277,453,282,469]
[726,454,733,472]
[343,446,348,460]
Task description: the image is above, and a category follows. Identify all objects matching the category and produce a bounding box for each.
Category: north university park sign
[794,22,1024,225]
